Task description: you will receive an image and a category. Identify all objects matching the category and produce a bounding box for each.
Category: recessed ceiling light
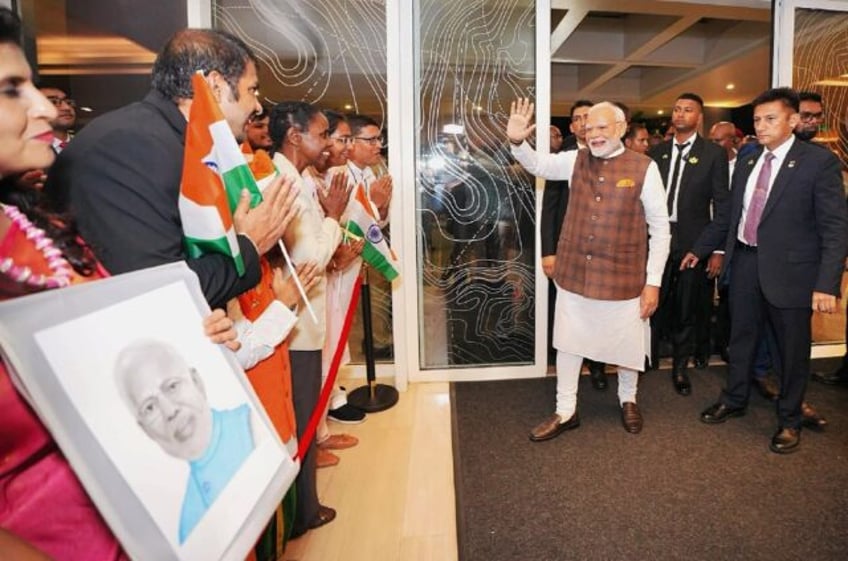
[726,83,735,90]
[344,103,353,110]
[657,109,664,115]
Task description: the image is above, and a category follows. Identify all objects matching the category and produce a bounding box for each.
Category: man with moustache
[541,101,608,388]
[649,93,729,396]
[47,28,296,309]
[39,87,76,153]
[508,99,670,438]
[624,123,650,155]
[700,87,848,454]
[794,91,825,142]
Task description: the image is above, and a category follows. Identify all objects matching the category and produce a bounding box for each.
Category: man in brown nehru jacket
[507,99,671,439]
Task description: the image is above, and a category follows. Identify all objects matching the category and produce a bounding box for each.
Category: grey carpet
[451,359,848,561]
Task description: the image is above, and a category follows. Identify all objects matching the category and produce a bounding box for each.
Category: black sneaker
[327,387,366,424]
[328,403,366,424]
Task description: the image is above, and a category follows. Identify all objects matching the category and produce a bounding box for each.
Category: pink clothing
[0,363,126,560]
[0,208,125,559]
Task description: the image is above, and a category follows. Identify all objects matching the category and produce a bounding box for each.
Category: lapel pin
[688,156,699,165]
[748,159,755,166]
[662,154,669,160]
[788,160,796,168]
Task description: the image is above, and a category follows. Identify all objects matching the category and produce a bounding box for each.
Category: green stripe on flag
[346,221,398,281]
[184,234,246,275]
[222,165,263,210]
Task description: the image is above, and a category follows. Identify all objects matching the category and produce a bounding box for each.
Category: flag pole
[277,240,318,324]
[347,265,398,412]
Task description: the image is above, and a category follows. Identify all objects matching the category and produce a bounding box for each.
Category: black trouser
[289,349,322,533]
[653,247,703,365]
[721,245,811,429]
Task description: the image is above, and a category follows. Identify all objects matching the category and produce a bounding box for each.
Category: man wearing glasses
[39,87,76,153]
[795,91,825,142]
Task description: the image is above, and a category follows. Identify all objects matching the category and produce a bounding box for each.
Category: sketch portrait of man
[115,339,259,544]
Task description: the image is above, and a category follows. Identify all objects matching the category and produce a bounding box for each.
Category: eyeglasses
[46,96,76,108]
[354,135,384,146]
[583,121,624,135]
[332,135,354,145]
[799,111,824,122]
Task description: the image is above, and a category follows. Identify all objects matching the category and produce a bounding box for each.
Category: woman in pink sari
[0,8,238,558]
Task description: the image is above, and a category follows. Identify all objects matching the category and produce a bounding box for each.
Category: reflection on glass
[214,0,393,363]
[793,7,848,167]
[416,0,537,368]
[793,6,848,346]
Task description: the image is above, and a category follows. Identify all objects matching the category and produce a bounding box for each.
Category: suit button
[595,195,601,202]
[586,254,592,261]
[591,215,598,221]
[598,177,605,182]
[588,235,595,241]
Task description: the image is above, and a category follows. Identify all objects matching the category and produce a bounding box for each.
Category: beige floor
[283,381,458,561]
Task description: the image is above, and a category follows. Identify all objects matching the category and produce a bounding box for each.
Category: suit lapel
[760,140,803,223]
[678,135,702,191]
[653,141,673,184]
[730,147,761,228]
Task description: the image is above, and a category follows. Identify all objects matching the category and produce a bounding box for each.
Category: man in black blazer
[46,28,296,310]
[700,87,848,454]
[649,93,730,396]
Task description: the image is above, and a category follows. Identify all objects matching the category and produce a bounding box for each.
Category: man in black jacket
[649,93,730,396]
[47,28,296,309]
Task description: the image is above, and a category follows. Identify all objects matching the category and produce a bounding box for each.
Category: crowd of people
[518,87,847,453]
[0,10,391,560]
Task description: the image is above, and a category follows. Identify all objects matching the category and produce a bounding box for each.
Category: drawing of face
[116,341,213,461]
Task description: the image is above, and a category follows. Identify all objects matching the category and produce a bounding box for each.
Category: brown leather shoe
[801,401,828,431]
[621,402,643,434]
[319,433,359,450]
[529,412,580,442]
[769,427,800,454]
[754,376,779,401]
[316,448,340,468]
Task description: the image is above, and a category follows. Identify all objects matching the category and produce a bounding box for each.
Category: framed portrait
[0,262,298,561]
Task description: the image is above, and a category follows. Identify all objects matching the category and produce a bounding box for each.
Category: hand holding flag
[346,183,399,281]
[232,175,299,255]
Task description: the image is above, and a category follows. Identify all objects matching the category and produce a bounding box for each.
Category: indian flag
[179,72,262,276]
[345,184,399,281]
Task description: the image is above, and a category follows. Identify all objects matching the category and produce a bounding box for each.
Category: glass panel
[214,0,392,363]
[793,6,848,345]
[415,0,537,368]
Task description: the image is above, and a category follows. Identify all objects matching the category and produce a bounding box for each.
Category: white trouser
[555,351,639,419]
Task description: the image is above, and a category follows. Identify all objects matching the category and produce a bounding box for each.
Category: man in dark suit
[649,93,729,396]
[700,87,848,454]
[46,28,296,310]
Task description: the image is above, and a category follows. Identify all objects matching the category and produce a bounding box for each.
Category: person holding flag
[47,28,298,310]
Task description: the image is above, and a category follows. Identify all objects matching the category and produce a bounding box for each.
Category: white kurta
[512,142,671,371]
[273,153,343,351]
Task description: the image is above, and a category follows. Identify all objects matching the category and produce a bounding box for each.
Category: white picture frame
[0,262,298,561]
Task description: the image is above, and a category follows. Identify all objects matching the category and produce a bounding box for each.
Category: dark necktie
[742,152,775,246]
[666,141,690,216]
